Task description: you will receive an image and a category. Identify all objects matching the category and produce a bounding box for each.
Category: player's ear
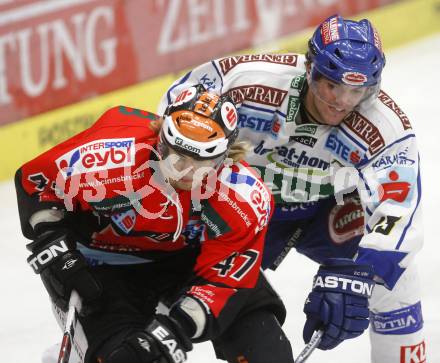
[306,63,312,83]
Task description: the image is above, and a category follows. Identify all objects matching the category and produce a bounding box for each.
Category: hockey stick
[57,290,82,363]
[295,330,324,363]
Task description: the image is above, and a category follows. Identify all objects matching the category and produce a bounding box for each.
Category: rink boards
[0,0,439,180]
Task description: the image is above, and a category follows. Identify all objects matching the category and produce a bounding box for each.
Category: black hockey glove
[26,228,102,313]
[97,314,193,363]
[143,315,192,363]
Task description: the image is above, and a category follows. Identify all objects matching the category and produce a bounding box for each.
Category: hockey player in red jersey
[15,85,296,362]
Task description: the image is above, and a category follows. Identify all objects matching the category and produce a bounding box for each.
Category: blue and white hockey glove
[303,258,375,350]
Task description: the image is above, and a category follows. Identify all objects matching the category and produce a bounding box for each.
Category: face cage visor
[308,64,380,110]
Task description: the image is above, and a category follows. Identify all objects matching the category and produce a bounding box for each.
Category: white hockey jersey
[158,53,423,289]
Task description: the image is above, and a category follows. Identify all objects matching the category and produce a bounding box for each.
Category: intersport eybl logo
[56,138,135,178]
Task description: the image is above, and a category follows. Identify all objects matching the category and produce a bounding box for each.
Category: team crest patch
[328,196,364,244]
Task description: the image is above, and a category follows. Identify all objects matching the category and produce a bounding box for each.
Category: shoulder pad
[96,106,161,131]
[216,53,306,76]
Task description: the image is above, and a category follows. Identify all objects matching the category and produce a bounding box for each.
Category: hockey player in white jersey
[159,15,426,363]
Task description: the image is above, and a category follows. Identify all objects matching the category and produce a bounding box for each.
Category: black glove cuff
[148,315,193,353]
[27,234,77,274]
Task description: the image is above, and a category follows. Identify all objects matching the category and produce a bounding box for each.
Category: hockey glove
[145,315,192,363]
[99,314,193,363]
[26,228,102,313]
[303,258,375,350]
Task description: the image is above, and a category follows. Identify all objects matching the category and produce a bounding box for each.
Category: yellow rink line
[1,0,439,180]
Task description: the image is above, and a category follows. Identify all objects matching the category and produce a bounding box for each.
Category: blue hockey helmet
[308,15,385,87]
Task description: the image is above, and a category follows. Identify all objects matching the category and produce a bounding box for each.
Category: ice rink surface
[1,33,439,362]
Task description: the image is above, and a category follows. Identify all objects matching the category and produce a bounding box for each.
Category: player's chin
[322,108,350,126]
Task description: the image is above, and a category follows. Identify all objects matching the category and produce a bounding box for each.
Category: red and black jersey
[15,106,273,328]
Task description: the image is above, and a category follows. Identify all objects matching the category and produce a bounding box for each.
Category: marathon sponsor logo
[227,85,287,107]
[292,135,317,147]
[273,146,330,170]
[219,54,297,75]
[295,124,317,135]
[343,112,385,155]
[378,90,412,130]
[56,138,135,178]
[286,95,300,122]
[325,132,364,165]
[400,341,426,363]
[321,16,340,45]
[328,196,364,244]
[371,302,423,335]
[372,148,415,170]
